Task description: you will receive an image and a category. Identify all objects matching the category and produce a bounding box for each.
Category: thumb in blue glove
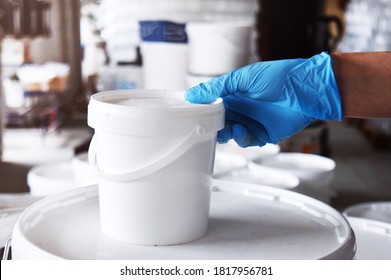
[185,52,342,147]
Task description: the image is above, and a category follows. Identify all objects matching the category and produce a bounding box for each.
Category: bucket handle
[89,125,207,182]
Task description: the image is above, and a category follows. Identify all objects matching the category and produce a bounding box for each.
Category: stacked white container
[139,21,188,90]
[99,0,259,65]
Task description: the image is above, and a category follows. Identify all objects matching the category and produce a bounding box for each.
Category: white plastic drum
[12,180,356,260]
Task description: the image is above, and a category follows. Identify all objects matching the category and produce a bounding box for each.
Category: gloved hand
[185,52,342,147]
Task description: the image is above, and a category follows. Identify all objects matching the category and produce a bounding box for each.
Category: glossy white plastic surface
[218,163,300,189]
[187,21,253,75]
[0,208,25,247]
[346,217,391,260]
[252,152,336,188]
[27,161,79,196]
[343,202,391,224]
[87,90,224,245]
[12,180,356,260]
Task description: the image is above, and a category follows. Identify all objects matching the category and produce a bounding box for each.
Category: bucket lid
[346,217,391,259]
[252,152,336,182]
[0,207,25,247]
[343,201,391,224]
[88,90,224,136]
[229,162,300,189]
[12,180,355,260]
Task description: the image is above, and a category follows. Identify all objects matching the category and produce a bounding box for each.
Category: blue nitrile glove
[185,52,342,147]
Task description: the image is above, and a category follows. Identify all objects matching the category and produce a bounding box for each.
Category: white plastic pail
[87,90,224,245]
[140,42,188,90]
[186,21,253,76]
[139,20,188,90]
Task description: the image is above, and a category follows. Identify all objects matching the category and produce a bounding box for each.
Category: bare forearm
[331,51,391,118]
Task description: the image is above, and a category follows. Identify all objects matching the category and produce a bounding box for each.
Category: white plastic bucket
[186,74,215,89]
[139,20,188,90]
[87,90,224,245]
[186,21,253,76]
[252,152,336,188]
[140,42,188,90]
[27,161,79,197]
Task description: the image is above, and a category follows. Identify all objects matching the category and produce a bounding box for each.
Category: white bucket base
[12,180,356,260]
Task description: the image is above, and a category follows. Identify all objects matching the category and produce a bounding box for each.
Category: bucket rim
[88,89,224,115]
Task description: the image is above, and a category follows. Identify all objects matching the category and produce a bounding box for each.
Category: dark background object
[0,0,51,38]
[257,0,343,60]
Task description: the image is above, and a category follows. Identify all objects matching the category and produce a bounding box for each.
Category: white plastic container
[252,152,336,188]
[87,90,224,245]
[11,180,356,259]
[343,201,391,224]
[186,74,215,89]
[27,161,79,197]
[140,20,188,90]
[0,207,25,248]
[224,163,300,190]
[186,21,253,75]
[345,216,391,260]
[140,42,188,90]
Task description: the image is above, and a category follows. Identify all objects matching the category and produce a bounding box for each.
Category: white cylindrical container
[186,74,215,89]
[252,152,336,188]
[27,161,79,197]
[140,42,188,90]
[139,20,188,90]
[186,21,253,76]
[87,90,224,245]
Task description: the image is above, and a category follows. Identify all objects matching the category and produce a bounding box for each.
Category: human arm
[185,51,391,147]
[331,51,391,118]
[185,52,342,147]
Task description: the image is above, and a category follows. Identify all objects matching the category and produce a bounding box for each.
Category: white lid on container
[12,180,355,260]
[346,216,391,260]
[218,163,300,189]
[0,207,25,247]
[87,90,224,136]
[343,201,391,224]
[27,161,79,197]
[0,193,42,209]
[252,152,335,183]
